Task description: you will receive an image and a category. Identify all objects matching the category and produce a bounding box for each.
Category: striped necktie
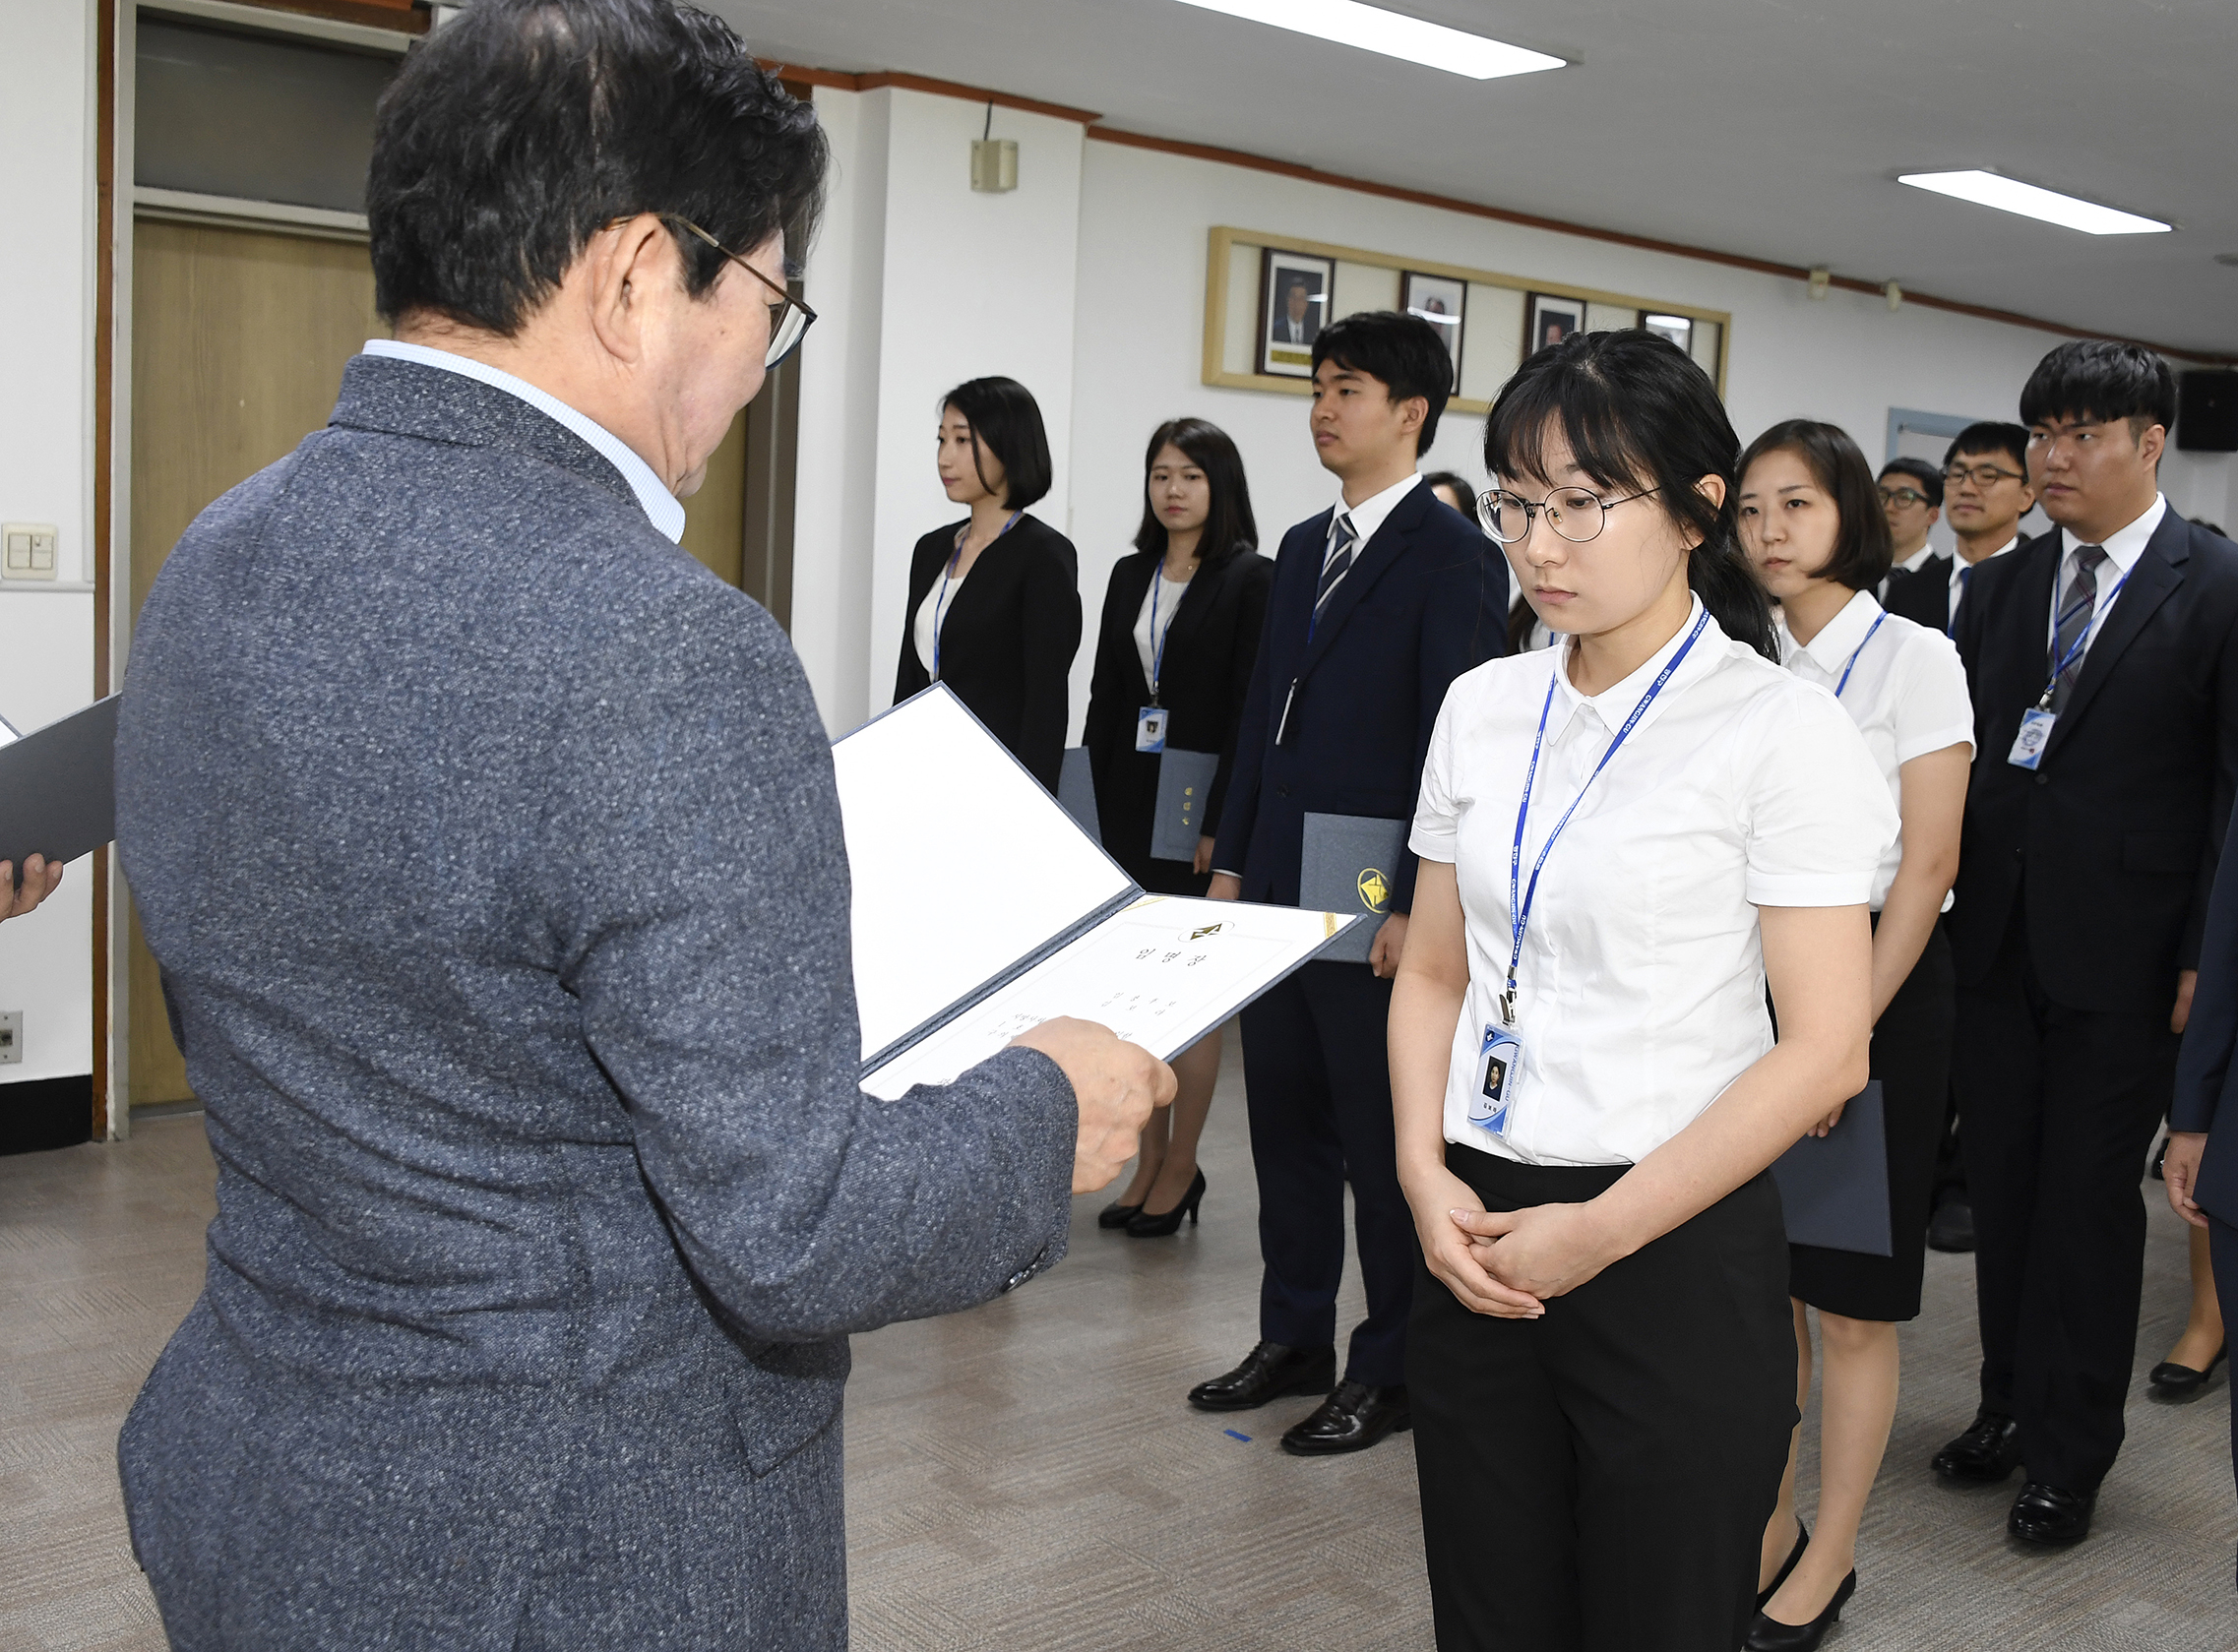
[1316,512,1360,615]
[2049,544,2106,712]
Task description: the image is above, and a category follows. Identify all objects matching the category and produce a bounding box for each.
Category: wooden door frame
[96,0,418,1139]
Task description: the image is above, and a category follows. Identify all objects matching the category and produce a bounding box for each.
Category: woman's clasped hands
[1410,1169,1630,1319]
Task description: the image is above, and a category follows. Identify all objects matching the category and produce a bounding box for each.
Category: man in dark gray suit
[112,5,1167,1647]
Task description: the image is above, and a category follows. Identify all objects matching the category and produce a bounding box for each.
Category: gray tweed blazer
[113,356,1076,1649]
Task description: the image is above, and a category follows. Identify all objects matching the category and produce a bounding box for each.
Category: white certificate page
[861,895,1353,1100]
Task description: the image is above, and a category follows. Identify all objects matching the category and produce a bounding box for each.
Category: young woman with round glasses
[1390,330,1896,1652]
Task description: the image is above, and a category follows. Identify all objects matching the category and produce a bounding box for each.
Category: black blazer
[1082,547,1275,865]
[1950,510,2238,1011]
[1211,482,1508,914]
[894,515,1082,791]
[2174,805,2238,1223]
[1886,552,1955,632]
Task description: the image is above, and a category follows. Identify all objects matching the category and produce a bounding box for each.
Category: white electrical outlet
[0,1011,21,1065]
[1,523,61,581]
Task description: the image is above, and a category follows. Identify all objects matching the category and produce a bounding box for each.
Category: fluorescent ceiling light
[1173,0,1565,80]
[1896,170,2170,236]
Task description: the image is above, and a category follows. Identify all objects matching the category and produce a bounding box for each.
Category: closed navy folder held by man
[0,695,122,887]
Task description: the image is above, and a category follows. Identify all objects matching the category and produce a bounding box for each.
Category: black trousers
[1239,960,1414,1387]
[1410,1147,1794,1652]
[1951,905,2180,1492]
[2212,1215,2238,1590]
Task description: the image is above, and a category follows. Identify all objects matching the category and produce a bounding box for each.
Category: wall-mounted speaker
[2178,370,2238,453]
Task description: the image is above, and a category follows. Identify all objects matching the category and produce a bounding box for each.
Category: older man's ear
[1,854,64,923]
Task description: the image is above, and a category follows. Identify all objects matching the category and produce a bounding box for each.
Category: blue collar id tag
[2007,707,2054,770]
[1135,706,1169,753]
[1469,1024,1523,1135]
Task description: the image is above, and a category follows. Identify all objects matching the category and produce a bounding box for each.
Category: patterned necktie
[2049,543,2106,712]
[1948,563,1973,636]
[1316,513,1360,616]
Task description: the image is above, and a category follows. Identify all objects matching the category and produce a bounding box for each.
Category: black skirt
[1787,918,1956,1321]
[1097,746,1211,897]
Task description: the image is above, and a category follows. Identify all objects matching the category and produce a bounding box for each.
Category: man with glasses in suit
[1877,458,1944,598]
[1930,339,2238,1549]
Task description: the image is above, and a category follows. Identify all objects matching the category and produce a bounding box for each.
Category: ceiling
[715,0,2238,358]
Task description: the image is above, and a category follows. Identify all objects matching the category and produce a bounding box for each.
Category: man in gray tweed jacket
[112,5,1166,1646]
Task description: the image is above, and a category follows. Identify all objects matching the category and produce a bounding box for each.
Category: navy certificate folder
[1150,749,1218,862]
[1298,813,1406,965]
[1770,1079,1894,1256]
[0,695,121,886]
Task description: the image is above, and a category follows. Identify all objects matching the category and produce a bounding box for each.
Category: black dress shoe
[1743,1570,1855,1651]
[1932,1410,2021,1483]
[1126,1169,1206,1238]
[1187,1341,1336,1412]
[1279,1379,1410,1455]
[1927,1193,1975,1254]
[1096,1197,1144,1229]
[2149,1344,2228,1397]
[2008,1481,2094,1546]
[1757,1520,1809,1609]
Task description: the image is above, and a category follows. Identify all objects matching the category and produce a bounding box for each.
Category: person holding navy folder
[1187,311,1506,1454]
[2,854,63,922]
[1931,339,2238,1548]
[895,376,1082,792]
[1084,417,1274,1237]
[1737,419,1972,1650]
[1390,332,1896,1652]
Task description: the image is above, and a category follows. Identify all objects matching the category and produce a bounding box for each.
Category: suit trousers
[1409,1147,1794,1652]
[1240,959,1415,1386]
[2213,1216,2238,1591]
[1952,902,2180,1492]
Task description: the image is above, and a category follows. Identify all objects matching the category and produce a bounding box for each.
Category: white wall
[0,0,98,1089]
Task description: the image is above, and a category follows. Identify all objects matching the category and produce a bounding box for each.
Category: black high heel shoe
[2150,1343,2228,1397]
[1096,1197,1145,1230]
[1744,1568,1855,1651]
[1757,1520,1808,1609]
[1126,1169,1206,1238]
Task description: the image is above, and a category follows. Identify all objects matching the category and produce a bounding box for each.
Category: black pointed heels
[1127,1169,1206,1237]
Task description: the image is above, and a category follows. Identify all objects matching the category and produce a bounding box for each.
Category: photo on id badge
[1136,707,1168,753]
[2007,707,2054,770]
[1473,1024,1522,1132]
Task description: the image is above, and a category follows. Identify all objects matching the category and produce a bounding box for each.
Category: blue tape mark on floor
[1223,1429,1251,1442]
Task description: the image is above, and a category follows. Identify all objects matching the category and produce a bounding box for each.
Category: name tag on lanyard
[2009,562,2133,770]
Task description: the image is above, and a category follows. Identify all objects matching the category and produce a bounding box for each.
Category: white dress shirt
[361,339,686,542]
[1776,590,1974,910]
[1948,535,2018,631]
[1326,472,1422,570]
[2046,493,2165,654]
[1410,597,1897,1167]
[912,568,961,677]
[1876,541,1937,602]
[1134,572,1193,691]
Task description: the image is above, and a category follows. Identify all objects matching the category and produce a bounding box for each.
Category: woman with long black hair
[1389,331,1897,1651]
[1084,418,1274,1236]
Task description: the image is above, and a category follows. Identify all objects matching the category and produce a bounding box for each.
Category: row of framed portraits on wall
[1259,245,1703,389]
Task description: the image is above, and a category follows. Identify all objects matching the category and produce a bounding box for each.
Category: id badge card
[1468,1024,1523,1134]
[2007,707,2055,770]
[1135,706,1168,754]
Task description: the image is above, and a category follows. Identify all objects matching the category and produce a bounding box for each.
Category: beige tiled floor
[4,1044,2235,1649]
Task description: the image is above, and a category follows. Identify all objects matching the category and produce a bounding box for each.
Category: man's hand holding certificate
[833,689,1359,1123]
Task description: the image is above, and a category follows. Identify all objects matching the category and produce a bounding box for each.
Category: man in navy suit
[1190,311,1507,1453]
[1931,340,2238,1547]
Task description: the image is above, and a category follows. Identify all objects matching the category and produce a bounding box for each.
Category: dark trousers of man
[1953,904,2180,1492]
[2211,1216,2238,1590]
[1239,959,1413,1386]
[1410,1148,1793,1651]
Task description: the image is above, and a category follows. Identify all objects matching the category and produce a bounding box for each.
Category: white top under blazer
[1410,597,1898,1168]
[1774,589,1974,912]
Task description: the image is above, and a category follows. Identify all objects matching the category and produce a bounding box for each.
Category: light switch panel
[2,523,61,581]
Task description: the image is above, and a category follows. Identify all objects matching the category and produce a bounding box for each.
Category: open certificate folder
[835,687,1358,1100]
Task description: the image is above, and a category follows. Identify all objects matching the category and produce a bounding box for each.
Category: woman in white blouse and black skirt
[1736,419,1971,1651]
[1389,331,1898,1652]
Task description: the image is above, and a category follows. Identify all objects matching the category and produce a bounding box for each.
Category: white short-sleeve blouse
[1775,589,1975,910]
[1410,597,1899,1168]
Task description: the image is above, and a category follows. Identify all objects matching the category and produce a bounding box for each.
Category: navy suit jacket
[1950,510,2238,1011]
[1212,480,1507,914]
[2175,805,2238,1225]
[112,357,1076,1648]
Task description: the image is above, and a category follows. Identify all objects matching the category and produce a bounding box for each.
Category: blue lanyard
[1148,567,1185,704]
[932,511,1022,680]
[1502,606,1710,1023]
[1833,610,1887,700]
[2036,561,2133,708]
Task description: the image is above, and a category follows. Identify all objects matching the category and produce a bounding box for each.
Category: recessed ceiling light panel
[1896,170,2171,236]
[1173,0,1566,80]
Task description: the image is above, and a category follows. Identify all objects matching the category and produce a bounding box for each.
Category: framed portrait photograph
[1401,272,1466,388]
[1524,293,1585,358]
[1259,248,1333,378]
[1640,311,1695,353]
